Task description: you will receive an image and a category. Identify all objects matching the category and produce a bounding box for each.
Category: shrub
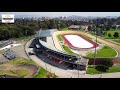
[95,59,113,72]
[108,33,111,37]
[113,32,119,38]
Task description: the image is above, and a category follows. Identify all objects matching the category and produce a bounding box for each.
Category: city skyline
[0,12,120,17]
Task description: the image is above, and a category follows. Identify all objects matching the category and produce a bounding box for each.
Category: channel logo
[2,14,14,23]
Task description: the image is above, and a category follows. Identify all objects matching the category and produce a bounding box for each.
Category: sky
[0,12,120,17]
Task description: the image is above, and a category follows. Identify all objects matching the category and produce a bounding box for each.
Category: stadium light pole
[93,26,98,67]
[77,56,81,78]
[58,20,60,30]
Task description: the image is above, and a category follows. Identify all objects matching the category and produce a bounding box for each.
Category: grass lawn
[87,65,120,74]
[0,69,29,77]
[33,67,57,78]
[59,28,69,31]
[57,34,63,41]
[86,46,117,58]
[0,59,58,78]
[8,59,36,65]
[33,67,47,78]
[81,35,92,40]
[111,39,120,43]
[62,45,78,56]
[102,29,120,39]
[11,35,34,41]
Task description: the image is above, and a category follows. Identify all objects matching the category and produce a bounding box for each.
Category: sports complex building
[31,29,99,70]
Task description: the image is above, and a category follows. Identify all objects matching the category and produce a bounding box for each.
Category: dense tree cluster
[1,17,120,40]
[0,18,88,40]
[88,17,120,36]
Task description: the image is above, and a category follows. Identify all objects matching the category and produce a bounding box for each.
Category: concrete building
[68,25,80,30]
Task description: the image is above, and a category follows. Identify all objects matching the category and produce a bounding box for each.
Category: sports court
[62,34,99,50]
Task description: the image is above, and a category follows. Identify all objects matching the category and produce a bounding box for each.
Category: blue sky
[0,12,120,17]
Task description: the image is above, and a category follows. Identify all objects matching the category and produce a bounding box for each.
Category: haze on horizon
[0,12,120,17]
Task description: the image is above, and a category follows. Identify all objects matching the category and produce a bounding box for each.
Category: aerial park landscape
[0,12,120,78]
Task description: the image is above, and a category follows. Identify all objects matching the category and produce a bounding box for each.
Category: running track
[53,31,120,53]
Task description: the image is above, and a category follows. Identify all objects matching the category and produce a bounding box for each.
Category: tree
[49,19,57,29]
[108,33,111,37]
[88,25,92,31]
[112,25,116,29]
[113,32,119,38]
[95,59,113,72]
[106,26,110,31]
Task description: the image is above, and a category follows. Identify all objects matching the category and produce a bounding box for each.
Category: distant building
[80,25,88,31]
[116,25,120,29]
[68,25,80,30]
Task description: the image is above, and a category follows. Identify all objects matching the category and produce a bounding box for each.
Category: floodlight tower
[77,55,82,78]
[93,21,99,67]
[58,20,60,30]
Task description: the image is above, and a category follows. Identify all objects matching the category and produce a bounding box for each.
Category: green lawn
[112,39,120,43]
[0,69,29,77]
[33,67,57,78]
[59,28,69,31]
[0,59,58,78]
[57,34,63,41]
[86,46,117,58]
[62,45,78,56]
[33,67,47,78]
[8,59,36,65]
[11,35,34,41]
[87,65,120,74]
[102,29,120,39]
[81,35,92,40]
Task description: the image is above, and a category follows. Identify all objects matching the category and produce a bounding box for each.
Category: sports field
[86,46,117,58]
[62,34,97,49]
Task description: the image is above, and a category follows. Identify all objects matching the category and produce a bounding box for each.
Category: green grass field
[59,28,69,31]
[10,59,57,78]
[102,29,120,39]
[81,35,92,40]
[8,59,36,65]
[112,39,120,43]
[62,45,78,56]
[0,59,57,78]
[33,67,47,78]
[0,69,29,77]
[57,34,63,41]
[87,65,120,74]
[86,46,117,58]
[33,67,57,78]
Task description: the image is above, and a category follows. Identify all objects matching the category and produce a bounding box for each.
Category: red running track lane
[61,34,99,50]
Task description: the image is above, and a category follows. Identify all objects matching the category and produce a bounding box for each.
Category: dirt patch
[0,64,38,78]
